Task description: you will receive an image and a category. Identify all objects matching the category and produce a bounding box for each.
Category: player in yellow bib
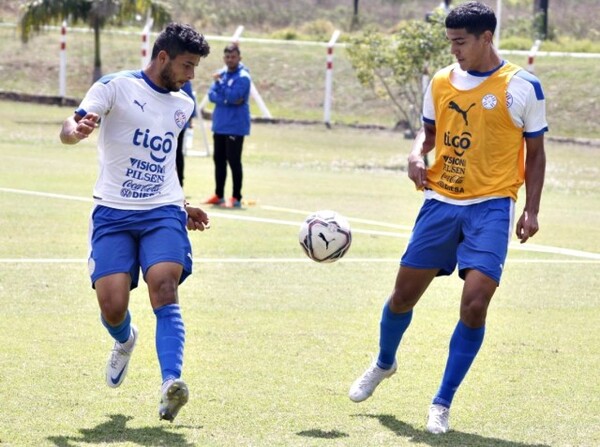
[427,61,526,200]
[348,1,547,434]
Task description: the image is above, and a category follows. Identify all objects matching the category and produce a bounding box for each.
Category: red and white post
[527,39,542,73]
[59,20,67,98]
[323,30,341,127]
[141,17,154,69]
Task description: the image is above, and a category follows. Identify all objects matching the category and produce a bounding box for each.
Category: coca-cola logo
[120,180,161,199]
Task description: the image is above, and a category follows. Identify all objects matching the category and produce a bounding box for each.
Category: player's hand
[407,153,428,189]
[212,72,221,81]
[515,210,539,243]
[185,205,211,231]
[74,113,99,140]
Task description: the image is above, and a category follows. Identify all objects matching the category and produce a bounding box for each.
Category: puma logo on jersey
[448,100,476,126]
[133,100,147,112]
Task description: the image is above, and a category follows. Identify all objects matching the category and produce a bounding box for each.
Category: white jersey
[423,61,548,137]
[76,70,194,210]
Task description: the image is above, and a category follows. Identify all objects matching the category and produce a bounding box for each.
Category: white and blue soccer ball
[299,210,352,263]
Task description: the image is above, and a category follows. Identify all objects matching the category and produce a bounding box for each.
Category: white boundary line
[261,205,413,230]
[2,187,600,260]
[1,258,599,264]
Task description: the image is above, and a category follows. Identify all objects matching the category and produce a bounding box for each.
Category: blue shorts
[401,198,514,284]
[88,205,193,289]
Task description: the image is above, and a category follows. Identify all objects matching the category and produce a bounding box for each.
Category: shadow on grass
[356,414,551,447]
[47,414,197,447]
[297,429,349,439]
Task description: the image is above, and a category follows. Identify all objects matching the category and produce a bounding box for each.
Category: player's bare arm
[516,135,546,243]
[60,112,99,144]
[407,123,436,189]
[184,205,211,231]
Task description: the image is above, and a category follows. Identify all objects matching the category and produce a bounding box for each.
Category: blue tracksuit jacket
[208,63,251,136]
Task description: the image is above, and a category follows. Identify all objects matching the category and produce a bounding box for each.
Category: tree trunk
[92,16,102,82]
[350,0,359,30]
[533,0,549,39]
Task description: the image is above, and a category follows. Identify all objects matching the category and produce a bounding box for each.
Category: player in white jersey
[60,23,211,422]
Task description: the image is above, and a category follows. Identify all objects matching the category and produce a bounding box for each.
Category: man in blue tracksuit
[204,43,251,208]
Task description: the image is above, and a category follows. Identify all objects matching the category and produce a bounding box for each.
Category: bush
[270,28,300,41]
[500,36,536,51]
[300,19,336,41]
[541,37,600,53]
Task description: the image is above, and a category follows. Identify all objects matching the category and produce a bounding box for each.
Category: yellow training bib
[427,62,525,200]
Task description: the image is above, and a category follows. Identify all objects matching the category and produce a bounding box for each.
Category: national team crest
[482,94,498,110]
[506,92,514,108]
[174,109,187,128]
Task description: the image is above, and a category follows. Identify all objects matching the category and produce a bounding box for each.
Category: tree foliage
[19,0,172,81]
[346,11,452,136]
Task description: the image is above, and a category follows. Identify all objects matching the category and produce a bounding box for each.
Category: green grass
[0,100,599,447]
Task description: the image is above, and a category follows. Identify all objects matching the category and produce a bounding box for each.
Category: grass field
[0,100,599,447]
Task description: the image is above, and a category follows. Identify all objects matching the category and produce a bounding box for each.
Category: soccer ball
[299,210,352,263]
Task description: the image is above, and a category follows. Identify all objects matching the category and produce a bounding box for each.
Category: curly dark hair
[151,23,210,60]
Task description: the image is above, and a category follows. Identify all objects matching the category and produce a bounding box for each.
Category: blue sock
[101,311,131,344]
[377,304,413,369]
[154,303,186,383]
[432,320,485,408]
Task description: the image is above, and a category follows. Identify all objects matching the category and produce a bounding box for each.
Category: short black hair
[224,43,241,55]
[151,23,210,59]
[445,1,497,36]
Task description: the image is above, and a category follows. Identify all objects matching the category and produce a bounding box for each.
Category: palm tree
[19,0,171,82]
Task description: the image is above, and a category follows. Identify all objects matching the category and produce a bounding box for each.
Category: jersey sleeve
[511,71,548,137]
[422,80,435,125]
[76,80,115,118]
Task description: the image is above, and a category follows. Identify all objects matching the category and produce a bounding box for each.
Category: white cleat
[105,325,138,388]
[159,379,189,422]
[426,404,450,434]
[348,360,397,402]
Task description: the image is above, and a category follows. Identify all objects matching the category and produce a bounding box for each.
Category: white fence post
[191,89,212,157]
[231,25,244,44]
[495,0,502,48]
[250,83,272,118]
[59,20,67,98]
[323,30,340,127]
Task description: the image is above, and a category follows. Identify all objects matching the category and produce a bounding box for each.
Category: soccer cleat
[202,194,225,205]
[221,197,242,208]
[426,404,450,434]
[106,325,138,388]
[159,379,189,422]
[348,360,397,402]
